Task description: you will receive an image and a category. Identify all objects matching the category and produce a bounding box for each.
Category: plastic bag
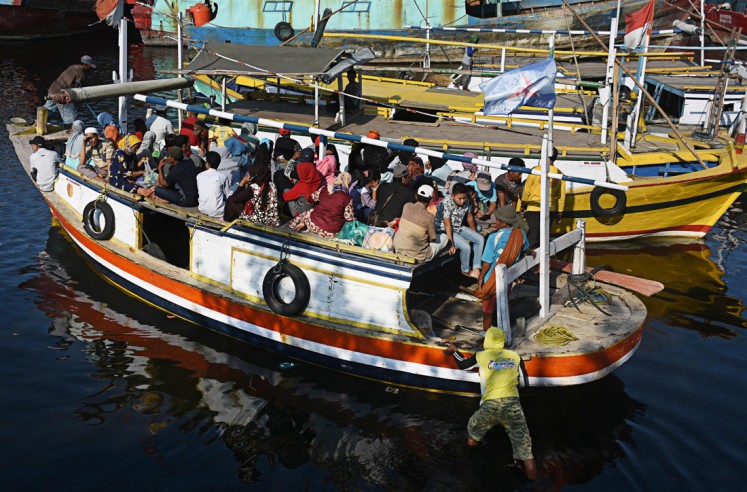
[337,220,369,246]
[363,226,395,252]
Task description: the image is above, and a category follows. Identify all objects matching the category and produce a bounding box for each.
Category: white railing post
[500,47,506,73]
[495,263,512,346]
[572,219,586,276]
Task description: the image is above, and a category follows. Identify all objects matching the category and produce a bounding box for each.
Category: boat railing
[496,219,586,346]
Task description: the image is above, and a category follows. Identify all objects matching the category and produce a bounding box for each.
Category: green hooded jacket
[475,327,521,403]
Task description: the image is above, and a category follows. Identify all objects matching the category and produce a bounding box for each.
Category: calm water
[1,35,746,491]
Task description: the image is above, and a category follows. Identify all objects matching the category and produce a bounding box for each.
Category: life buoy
[274,21,294,42]
[589,186,627,218]
[262,260,310,316]
[83,200,115,240]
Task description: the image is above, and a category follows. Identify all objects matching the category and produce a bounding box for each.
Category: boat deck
[227,98,695,157]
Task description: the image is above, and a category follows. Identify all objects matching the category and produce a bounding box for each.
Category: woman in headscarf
[316,143,339,186]
[289,171,354,238]
[282,159,322,218]
[64,120,85,169]
[407,156,426,189]
[212,145,242,189]
[237,163,279,227]
[108,134,142,192]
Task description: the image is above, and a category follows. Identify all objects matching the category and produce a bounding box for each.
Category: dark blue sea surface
[1,34,746,491]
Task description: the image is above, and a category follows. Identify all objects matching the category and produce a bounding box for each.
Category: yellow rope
[534,326,578,346]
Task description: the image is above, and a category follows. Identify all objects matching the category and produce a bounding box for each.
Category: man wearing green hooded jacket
[445,327,539,481]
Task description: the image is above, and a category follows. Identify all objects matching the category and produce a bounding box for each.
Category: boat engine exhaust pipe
[46,78,193,104]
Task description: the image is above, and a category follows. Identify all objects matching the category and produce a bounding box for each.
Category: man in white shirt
[196,151,231,218]
[29,136,59,192]
[146,105,174,152]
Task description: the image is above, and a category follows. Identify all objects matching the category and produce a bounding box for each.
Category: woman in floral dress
[238,163,279,227]
[289,172,355,238]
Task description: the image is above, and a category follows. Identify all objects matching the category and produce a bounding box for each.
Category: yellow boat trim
[323,32,694,58]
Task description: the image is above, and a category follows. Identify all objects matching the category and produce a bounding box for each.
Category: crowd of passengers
[34,106,567,280]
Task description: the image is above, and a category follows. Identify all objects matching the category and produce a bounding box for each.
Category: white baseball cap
[84,127,98,135]
[417,184,434,199]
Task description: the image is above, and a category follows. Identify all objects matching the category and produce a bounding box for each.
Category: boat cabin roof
[184,43,349,77]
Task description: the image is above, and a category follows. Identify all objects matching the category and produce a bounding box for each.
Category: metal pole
[221,77,226,112]
[314,80,320,127]
[572,219,586,275]
[539,135,551,318]
[700,0,706,66]
[177,12,184,126]
[118,17,128,133]
[338,75,346,126]
[601,17,618,145]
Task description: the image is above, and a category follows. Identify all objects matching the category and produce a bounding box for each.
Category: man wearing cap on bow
[29,136,59,192]
[475,206,529,331]
[393,184,448,262]
[43,55,97,127]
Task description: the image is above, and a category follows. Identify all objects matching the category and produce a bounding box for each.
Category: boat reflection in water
[583,203,747,341]
[18,225,654,489]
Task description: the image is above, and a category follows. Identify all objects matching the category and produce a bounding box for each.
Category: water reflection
[18,226,650,490]
[585,235,747,339]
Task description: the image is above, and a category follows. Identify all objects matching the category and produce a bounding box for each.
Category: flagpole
[117,15,128,134]
[539,33,556,319]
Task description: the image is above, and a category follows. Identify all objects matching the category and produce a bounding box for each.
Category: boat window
[341,1,371,13]
[465,0,499,19]
[141,210,191,269]
[263,1,293,13]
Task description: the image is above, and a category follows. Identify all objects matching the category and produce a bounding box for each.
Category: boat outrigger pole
[133,94,628,192]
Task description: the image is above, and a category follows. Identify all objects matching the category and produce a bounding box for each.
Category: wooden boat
[167,52,747,243]
[7,100,651,393]
[0,0,101,40]
[133,0,687,58]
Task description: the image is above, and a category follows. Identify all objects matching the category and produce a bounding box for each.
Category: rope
[534,325,578,346]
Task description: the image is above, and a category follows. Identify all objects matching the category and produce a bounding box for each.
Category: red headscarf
[282,161,322,203]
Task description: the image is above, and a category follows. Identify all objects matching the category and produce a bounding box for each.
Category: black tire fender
[274,21,294,42]
[589,186,627,218]
[262,261,310,317]
[82,200,115,240]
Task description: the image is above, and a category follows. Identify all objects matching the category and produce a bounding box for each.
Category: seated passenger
[176,134,202,170]
[435,182,483,278]
[108,135,142,192]
[373,164,416,226]
[208,117,236,148]
[211,145,241,190]
[238,163,279,227]
[141,146,199,207]
[78,127,112,180]
[316,143,339,186]
[281,151,322,218]
[446,153,478,193]
[63,120,85,169]
[425,156,453,197]
[407,156,426,189]
[467,171,498,226]
[29,136,59,192]
[288,172,354,238]
[350,169,380,223]
[476,206,529,330]
[273,128,300,162]
[197,151,231,218]
[393,184,448,262]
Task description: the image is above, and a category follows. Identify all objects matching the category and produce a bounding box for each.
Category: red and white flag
[95,0,125,27]
[624,0,655,50]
